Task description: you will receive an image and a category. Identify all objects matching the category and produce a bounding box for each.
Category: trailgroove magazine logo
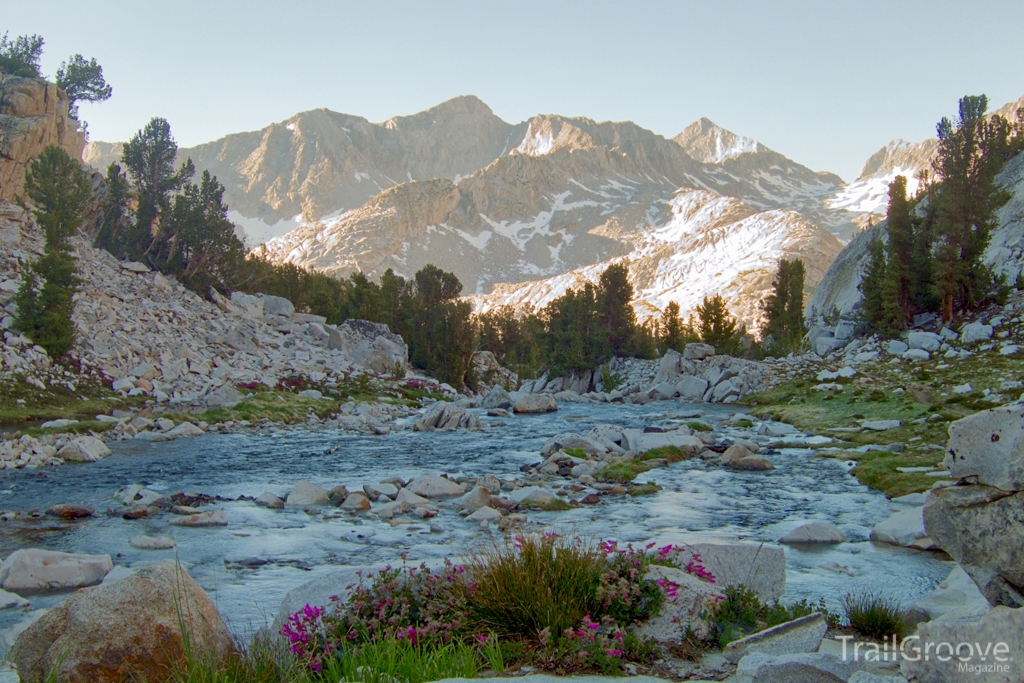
[837,635,1014,674]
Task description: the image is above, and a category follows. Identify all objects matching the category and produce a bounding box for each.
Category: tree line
[859,95,1024,335]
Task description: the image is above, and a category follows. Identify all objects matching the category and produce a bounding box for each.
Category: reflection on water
[0,401,950,638]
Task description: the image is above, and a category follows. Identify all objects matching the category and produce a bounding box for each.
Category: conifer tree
[697,294,739,352]
[596,263,636,354]
[14,146,92,357]
[931,95,1010,320]
[761,258,806,349]
[659,301,685,352]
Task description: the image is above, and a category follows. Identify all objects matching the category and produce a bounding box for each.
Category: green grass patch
[0,371,142,430]
[518,497,573,511]
[21,419,116,438]
[736,355,1005,497]
[687,421,713,432]
[594,460,651,483]
[162,390,341,426]
[732,418,754,428]
[562,447,587,459]
[640,445,690,463]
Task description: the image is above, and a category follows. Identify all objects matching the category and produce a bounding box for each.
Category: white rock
[286,480,330,507]
[129,535,177,550]
[55,436,111,462]
[960,321,994,344]
[944,402,1024,491]
[465,506,503,522]
[0,549,113,593]
[168,510,228,527]
[870,507,928,547]
[779,521,848,544]
[405,474,464,498]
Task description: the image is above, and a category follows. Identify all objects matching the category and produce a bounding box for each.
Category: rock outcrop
[9,561,233,683]
[925,402,1024,607]
[0,74,86,203]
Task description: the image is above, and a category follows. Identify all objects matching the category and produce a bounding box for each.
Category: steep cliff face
[0,75,86,202]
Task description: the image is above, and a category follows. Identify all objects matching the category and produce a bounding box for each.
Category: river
[0,401,950,642]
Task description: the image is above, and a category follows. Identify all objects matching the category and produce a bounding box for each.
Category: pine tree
[931,95,1010,320]
[14,145,92,357]
[697,294,739,352]
[761,258,806,348]
[859,235,888,332]
[120,118,194,259]
[596,263,636,354]
[884,175,913,326]
[55,54,112,119]
[659,301,685,352]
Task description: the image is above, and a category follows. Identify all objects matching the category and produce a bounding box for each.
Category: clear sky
[7,0,1023,181]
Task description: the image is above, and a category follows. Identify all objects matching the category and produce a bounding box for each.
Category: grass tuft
[640,445,690,463]
[594,460,651,483]
[841,591,908,641]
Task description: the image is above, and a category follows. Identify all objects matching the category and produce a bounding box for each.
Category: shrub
[709,585,817,648]
[841,591,907,641]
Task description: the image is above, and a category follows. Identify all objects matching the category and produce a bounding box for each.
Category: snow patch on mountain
[827,167,922,214]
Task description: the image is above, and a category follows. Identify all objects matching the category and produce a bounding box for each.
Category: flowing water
[0,401,950,641]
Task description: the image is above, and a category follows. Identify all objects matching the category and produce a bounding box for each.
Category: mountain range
[82,94,1024,331]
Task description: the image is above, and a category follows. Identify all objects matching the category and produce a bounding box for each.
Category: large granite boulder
[328,319,408,375]
[670,540,786,601]
[0,549,112,593]
[9,561,233,683]
[901,606,1024,683]
[944,402,1024,492]
[55,436,111,463]
[413,401,480,431]
[513,393,557,414]
[925,484,1024,607]
[405,474,465,498]
[481,384,513,410]
[631,565,720,642]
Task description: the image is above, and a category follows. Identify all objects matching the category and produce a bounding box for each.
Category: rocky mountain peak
[673,117,760,163]
[380,95,500,131]
[856,138,939,181]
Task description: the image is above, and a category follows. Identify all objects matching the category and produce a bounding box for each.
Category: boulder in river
[285,480,330,507]
[481,384,514,410]
[405,474,465,498]
[0,549,113,593]
[168,510,228,527]
[870,507,930,549]
[55,436,110,463]
[8,561,233,683]
[512,393,557,414]
[779,521,848,544]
